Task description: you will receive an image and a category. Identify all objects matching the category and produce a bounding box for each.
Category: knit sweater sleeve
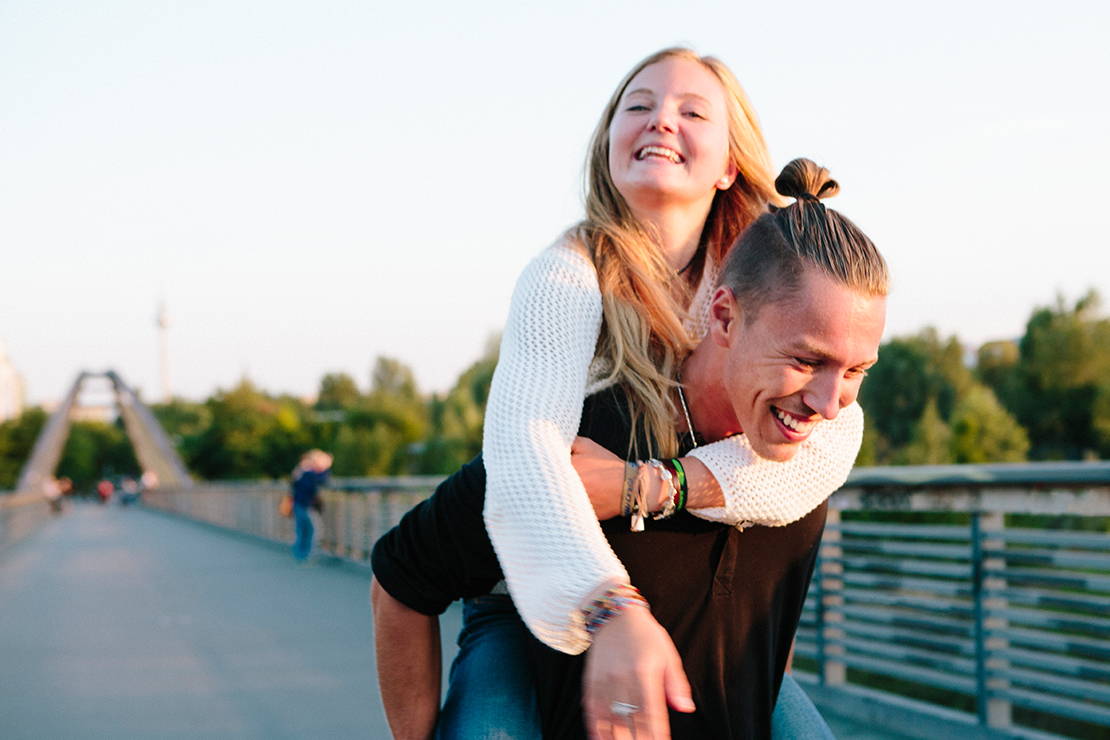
[483,240,628,656]
[686,401,865,525]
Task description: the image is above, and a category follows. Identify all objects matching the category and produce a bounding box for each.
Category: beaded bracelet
[647,459,678,520]
[582,583,649,636]
[657,458,681,517]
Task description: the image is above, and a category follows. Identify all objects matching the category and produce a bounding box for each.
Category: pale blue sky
[2,0,1107,404]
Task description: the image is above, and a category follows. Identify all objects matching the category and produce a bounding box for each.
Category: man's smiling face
[715,269,886,462]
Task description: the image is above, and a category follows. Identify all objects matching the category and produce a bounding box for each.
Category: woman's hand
[571,436,626,520]
[583,605,695,740]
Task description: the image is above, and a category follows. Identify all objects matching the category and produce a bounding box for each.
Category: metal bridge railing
[0,490,52,556]
[796,461,1110,740]
[141,461,1110,740]
[141,477,444,559]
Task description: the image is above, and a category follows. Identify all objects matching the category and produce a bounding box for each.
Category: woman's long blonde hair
[577,48,779,456]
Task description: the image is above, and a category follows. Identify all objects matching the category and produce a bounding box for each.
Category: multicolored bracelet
[582,583,650,636]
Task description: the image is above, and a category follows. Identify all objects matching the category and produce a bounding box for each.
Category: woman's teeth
[636,146,682,163]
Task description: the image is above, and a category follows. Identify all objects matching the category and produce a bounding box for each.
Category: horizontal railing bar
[992,528,1110,549]
[839,541,973,560]
[841,589,974,619]
[998,548,1110,570]
[1002,666,1110,704]
[165,478,443,493]
[792,642,818,660]
[833,522,972,540]
[998,647,1110,683]
[839,557,973,579]
[1000,587,1110,615]
[843,461,1110,489]
[994,567,1110,592]
[838,620,975,653]
[840,572,974,598]
[836,653,978,693]
[839,604,975,636]
[838,636,977,676]
[987,606,1110,638]
[326,476,444,492]
[831,484,1110,516]
[1002,627,1110,661]
[998,685,1110,726]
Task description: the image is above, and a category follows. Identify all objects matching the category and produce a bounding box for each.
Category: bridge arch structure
[15,370,192,494]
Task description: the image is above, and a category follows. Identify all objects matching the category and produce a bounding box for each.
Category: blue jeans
[292,504,314,561]
[773,672,835,740]
[437,594,834,739]
[436,595,542,739]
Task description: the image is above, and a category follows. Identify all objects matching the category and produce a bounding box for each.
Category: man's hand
[571,436,626,520]
[370,576,441,740]
[583,605,695,740]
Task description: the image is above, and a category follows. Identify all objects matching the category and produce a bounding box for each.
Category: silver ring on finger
[610,701,640,718]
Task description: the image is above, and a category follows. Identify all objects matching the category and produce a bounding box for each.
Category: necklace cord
[676,373,698,449]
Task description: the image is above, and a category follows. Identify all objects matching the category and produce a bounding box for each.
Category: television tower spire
[157,300,171,403]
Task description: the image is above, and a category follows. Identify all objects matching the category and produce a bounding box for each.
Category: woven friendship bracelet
[620,461,638,517]
[582,583,649,636]
[630,463,653,532]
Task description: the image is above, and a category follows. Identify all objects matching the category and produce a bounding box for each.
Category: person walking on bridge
[291,449,332,564]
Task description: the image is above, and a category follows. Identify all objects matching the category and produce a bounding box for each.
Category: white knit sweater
[483,239,863,655]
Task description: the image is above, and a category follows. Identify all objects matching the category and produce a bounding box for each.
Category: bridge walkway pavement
[0,503,916,740]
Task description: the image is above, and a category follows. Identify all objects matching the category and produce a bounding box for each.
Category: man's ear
[709,287,739,347]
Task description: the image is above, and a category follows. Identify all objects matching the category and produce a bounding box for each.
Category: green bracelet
[669,458,688,512]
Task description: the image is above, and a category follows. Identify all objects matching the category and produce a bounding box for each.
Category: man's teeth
[775,408,813,433]
[637,146,682,163]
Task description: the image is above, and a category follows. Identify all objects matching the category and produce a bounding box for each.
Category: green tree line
[858,290,1110,465]
[148,338,500,481]
[0,408,142,490]
[1,292,1107,488]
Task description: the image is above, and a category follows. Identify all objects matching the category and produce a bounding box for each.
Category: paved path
[0,504,465,739]
[0,503,913,739]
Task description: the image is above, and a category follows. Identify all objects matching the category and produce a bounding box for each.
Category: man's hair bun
[718,156,887,322]
[774,158,840,201]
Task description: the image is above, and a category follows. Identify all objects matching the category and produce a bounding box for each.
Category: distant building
[70,405,117,423]
[0,339,24,421]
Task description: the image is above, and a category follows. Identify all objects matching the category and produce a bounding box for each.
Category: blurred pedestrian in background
[291,449,333,564]
[43,477,63,514]
[119,477,140,506]
[96,479,113,505]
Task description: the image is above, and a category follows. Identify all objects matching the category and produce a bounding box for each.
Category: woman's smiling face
[608,56,737,218]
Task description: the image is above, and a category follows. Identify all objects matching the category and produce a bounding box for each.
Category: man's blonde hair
[719,158,889,323]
